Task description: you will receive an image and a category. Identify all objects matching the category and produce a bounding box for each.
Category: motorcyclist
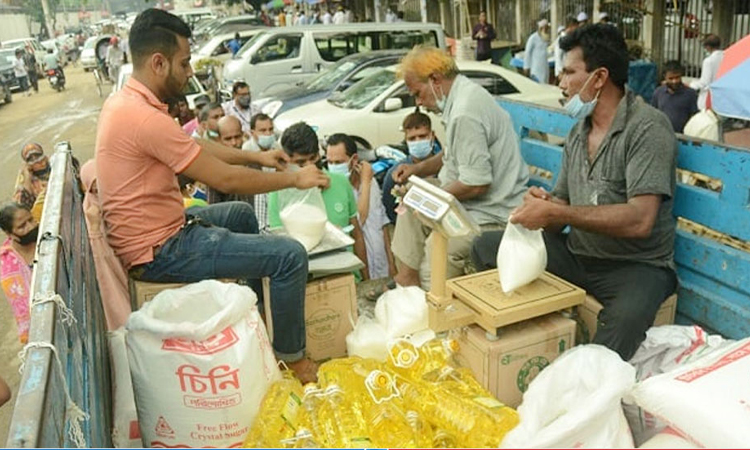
[42,48,65,88]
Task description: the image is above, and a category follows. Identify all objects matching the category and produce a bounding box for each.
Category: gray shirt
[438,74,529,225]
[552,89,676,268]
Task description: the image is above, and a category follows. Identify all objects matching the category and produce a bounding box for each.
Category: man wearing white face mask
[327,133,393,281]
[472,24,677,361]
[391,46,528,290]
[242,113,279,232]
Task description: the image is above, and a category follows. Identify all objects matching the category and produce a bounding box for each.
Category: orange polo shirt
[95,77,201,269]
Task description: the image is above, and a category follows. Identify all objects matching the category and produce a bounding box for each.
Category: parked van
[220,22,446,97]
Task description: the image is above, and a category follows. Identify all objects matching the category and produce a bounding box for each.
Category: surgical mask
[207,130,219,139]
[257,134,276,149]
[237,95,251,109]
[429,80,447,112]
[327,161,350,177]
[17,225,39,246]
[563,71,602,120]
[407,139,433,159]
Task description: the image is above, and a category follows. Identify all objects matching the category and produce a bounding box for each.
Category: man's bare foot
[286,357,318,384]
[393,269,420,287]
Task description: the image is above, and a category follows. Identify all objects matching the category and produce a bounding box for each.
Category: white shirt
[106,45,124,68]
[13,57,27,78]
[222,100,258,134]
[553,32,566,77]
[524,31,549,84]
[354,181,390,279]
[690,49,724,110]
[322,12,332,24]
[333,11,346,24]
[385,11,396,22]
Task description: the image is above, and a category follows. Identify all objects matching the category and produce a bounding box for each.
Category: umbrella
[708,34,750,121]
[265,0,286,9]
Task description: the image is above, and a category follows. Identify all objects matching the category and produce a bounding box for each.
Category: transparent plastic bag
[497,222,547,293]
[278,187,328,251]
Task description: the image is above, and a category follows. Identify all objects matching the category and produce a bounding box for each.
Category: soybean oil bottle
[243,370,304,448]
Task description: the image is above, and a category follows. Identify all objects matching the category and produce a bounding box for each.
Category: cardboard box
[128,279,187,310]
[264,274,357,362]
[455,313,576,408]
[446,269,585,336]
[577,293,678,343]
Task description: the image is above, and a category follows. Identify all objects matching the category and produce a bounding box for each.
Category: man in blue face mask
[382,111,443,224]
[472,24,678,361]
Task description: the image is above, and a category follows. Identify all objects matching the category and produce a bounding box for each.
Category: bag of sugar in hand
[278,187,327,251]
[496,221,547,293]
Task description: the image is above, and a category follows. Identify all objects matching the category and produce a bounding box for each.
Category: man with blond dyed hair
[390,46,528,290]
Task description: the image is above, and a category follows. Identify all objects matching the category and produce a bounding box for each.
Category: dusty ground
[0,65,105,444]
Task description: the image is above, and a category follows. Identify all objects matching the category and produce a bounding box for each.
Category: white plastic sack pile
[638,428,701,449]
[624,325,728,446]
[502,345,635,448]
[496,222,547,293]
[108,329,142,448]
[126,280,280,448]
[347,286,429,360]
[631,337,750,448]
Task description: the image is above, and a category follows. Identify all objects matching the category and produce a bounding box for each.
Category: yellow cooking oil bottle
[243,370,304,448]
[316,384,372,448]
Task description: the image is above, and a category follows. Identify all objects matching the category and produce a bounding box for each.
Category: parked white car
[80,36,102,71]
[273,60,562,149]
[114,64,208,109]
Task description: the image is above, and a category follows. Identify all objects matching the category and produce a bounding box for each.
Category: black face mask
[17,226,39,246]
[32,165,51,178]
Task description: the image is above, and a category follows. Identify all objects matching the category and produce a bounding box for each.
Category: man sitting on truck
[472,24,677,361]
[95,8,329,383]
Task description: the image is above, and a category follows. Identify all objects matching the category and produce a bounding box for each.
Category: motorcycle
[46,68,65,92]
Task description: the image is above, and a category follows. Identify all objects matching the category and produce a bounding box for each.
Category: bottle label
[281,392,302,428]
[473,396,504,409]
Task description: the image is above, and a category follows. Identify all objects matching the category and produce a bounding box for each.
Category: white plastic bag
[502,345,635,448]
[278,187,328,251]
[496,222,547,293]
[126,280,280,448]
[630,337,750,448]
[374,286,428,338]
[346,315,389,361]
[108,328,142,448]
[624,325,728,446]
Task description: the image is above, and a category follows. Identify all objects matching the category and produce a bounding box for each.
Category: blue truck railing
[6,101,749,448]
[6,144,112,448]
[498,97,750,339]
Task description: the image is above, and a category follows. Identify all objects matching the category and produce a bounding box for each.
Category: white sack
[497,222,547,293]
[374,286,428,338]
[624,325,728,446]
[502,345,635,448]
[108,328,143,448]
[630,337,750,448]
[638,428,701,449]
[126,280,280,448]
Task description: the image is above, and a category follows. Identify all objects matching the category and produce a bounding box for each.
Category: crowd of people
[0,5,739,391]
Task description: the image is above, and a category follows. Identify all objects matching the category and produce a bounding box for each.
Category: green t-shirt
[268,171,357,230]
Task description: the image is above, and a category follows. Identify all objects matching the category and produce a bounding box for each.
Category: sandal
[363,277,397,302]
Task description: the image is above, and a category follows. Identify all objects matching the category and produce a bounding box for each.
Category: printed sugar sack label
[126,280,281,448]
[631,337,750,448]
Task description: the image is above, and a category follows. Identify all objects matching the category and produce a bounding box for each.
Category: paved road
[0,65,106,444]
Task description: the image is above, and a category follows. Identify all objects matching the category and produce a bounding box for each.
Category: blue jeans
[130,202,308,361]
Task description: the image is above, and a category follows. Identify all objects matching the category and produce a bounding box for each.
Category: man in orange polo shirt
[95,8,328,382]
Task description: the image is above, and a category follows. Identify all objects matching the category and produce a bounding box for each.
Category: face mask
[429,80,447,112]
[327,161,350,177]
[207,130,219,139]
[563,71,602,120]
[32,165,51,178]
[237,95,251,109]
[257,134,276,149]
[407,139,433,159]
[17,225,39,246]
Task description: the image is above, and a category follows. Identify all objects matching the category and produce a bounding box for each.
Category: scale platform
[445,269,585,336]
